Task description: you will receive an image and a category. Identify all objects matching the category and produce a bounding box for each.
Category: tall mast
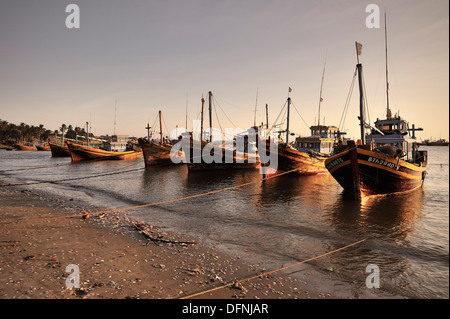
[355,41,365,145]
[86,121,89,147]
[318,51,327,127]
[114,99,117,135]
[357,64,365,145]
[185,93,188,132]
[286,97,291,144]
[265,103,269,129]
[200,94,205,141]
[253,87,259,127]
[208,91,213,143]
[159,110,163,145]
[385,12,391,119]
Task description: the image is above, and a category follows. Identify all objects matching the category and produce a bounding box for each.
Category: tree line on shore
[0,119,90,145]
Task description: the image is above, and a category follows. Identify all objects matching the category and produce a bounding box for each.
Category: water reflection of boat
[66,141,142,162]
[330,188,425,241]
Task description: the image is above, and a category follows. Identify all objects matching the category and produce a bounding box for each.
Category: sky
[0,0,448,141]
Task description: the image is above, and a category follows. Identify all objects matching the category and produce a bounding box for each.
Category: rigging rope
[290,101,311,129]
[339,67,358,132]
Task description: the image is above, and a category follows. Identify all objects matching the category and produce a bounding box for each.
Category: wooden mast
[384,12,391,120]
[317,51,327,127]
[159,110,163,145]
[208,91,213,143]
[355,41,365,145]
[86,121,89,147]
[200,94,205,141]
[286,97,291,144]
[265,103,269,129]
[253,87,259,127]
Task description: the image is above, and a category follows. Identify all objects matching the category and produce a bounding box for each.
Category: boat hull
[67,141,142,162]
[260,139,328,175]
[13,143,37,151]
[325,145,427,197]
[186,140,259,171]
[48,141,70,157]
[138,138,179,166]
[36,145,51,151]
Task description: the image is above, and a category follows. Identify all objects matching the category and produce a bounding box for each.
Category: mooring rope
[179,238,367,299]
[0,167,299,225]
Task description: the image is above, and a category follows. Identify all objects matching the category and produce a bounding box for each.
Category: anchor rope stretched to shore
[179,238,367,299]
[0,162,143,187]
[0,162,74,173]
[0,167,300,225]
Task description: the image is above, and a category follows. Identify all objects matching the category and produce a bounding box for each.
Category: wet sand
[0,187,332,300]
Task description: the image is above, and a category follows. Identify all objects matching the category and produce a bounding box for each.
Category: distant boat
[66,141,142,162]
[36,144,51,151]
[185,92,259,171]
[13,143,37,151]
[324,20,428,198]
[258,98,339,175]
[138,110,183,166]
[418,139,449,146]
[48,140,70,157]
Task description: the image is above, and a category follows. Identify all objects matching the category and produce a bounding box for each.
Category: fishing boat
[36,144,51,151]
[324,19,427,197]
[185,92,259,171]
[13,143,37,151]
[138,110,183,166]
[48,140,70,157]
[258,97,340,175]
[66,140,142,162]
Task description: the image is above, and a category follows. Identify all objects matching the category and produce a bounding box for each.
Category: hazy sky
[0,0,448,140]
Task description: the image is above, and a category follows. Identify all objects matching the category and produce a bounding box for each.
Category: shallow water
[0,146,448,298]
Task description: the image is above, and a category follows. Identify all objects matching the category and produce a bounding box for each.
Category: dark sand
[0,187,328,300]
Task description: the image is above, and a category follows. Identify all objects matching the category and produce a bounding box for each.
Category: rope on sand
[179,238,367,299]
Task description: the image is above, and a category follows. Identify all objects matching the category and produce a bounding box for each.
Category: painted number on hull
[326,157,343,171]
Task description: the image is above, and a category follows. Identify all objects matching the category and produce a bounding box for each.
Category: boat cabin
[293,125,339,155]
[110,135,132,152]
[366,115,426,164]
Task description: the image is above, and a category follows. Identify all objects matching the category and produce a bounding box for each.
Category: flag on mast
[356,42,363,56]
[288,87,292,93]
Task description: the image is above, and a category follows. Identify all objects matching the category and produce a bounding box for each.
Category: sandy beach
[0,186,336,300]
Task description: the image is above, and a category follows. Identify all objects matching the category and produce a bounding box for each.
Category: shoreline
[0,186,321,299]
[0,185,400,300]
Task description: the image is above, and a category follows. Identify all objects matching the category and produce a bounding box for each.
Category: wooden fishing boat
[13,143,37,151]
[186,136,259,170]
[48,140,70,157]
[184,92,259,171]
[324,23,427,198]
[259,136,329,175]
[139,138,175,166]
[66,141,142,162]
[36,144,51,151]
[138,110,184,166]
[258,98,339,175]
